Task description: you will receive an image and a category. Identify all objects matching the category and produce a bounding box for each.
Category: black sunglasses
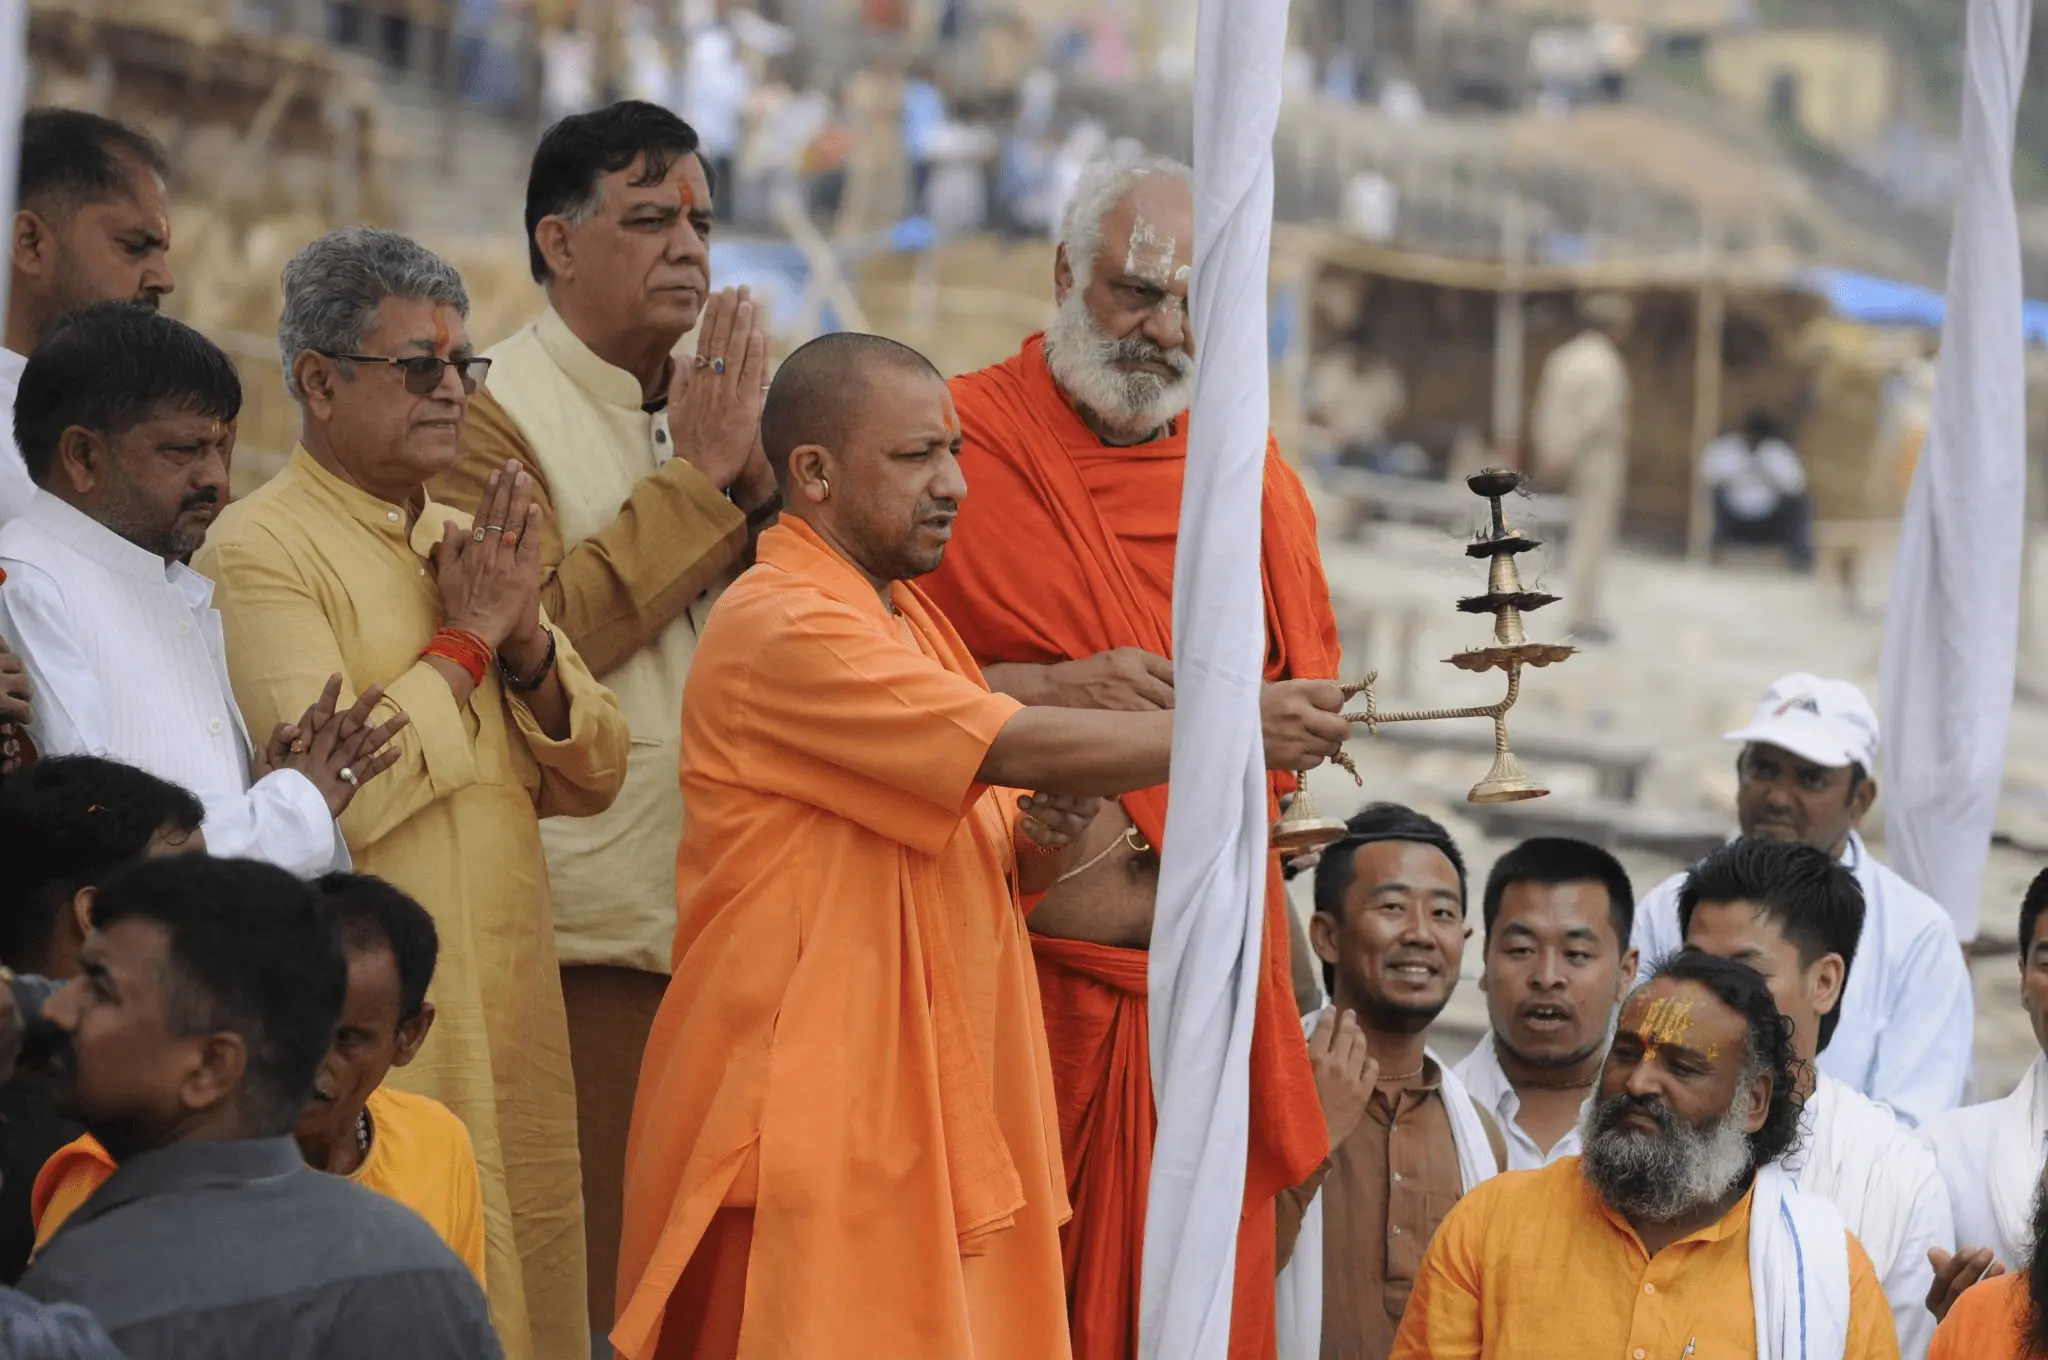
[319,351,492,396]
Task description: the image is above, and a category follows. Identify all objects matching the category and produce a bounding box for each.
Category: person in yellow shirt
[1392,949,1899,1360]
[34,872,486,1282]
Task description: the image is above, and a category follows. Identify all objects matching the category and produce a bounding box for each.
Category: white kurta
[0,348,31,525]
[1921,1052,2048,1270]
[1451,1030,1586,1171]
[1633,831,1972,1128]
[1787,1072,1952,1359]
[0,491,341,875]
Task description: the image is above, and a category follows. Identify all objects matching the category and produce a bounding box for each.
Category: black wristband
[498,627,557,692]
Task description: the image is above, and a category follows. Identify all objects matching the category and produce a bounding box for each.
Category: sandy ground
[1286,506,2048,1100]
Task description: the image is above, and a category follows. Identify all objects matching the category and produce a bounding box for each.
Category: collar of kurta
[24,488,209,602]
[758,516,911,621]
[287,447,449,557]
[67,1134,305,1230]
[1584,1165,1756,1255]
[533,306,661,412]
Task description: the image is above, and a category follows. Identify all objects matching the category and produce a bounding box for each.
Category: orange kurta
[1392,1158,1899,1359]
[1929,1271,2029,1360]
[612,517,1071,1360]
[921,335,1338,1360]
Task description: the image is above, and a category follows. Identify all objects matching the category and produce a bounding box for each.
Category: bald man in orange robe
[613,332,1350,1360]
[920,158,1339,1360]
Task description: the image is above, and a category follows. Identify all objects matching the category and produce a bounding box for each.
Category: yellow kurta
[194,448,630,1360]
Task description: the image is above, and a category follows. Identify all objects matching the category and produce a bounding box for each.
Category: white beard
[1041,288,1195,443]
[1578,1090,1757,1223]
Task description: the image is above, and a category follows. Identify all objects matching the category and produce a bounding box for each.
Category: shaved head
[762,331,944,488]
[764,331,965,593]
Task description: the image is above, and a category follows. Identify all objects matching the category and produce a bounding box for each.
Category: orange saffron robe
[921,335,1339,1360]
[612,517,1072,1360]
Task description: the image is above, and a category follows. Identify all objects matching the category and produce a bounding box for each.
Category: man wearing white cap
[1631,671,1973,1128]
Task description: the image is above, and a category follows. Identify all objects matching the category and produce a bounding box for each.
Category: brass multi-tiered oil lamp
[1272,469,1576,853]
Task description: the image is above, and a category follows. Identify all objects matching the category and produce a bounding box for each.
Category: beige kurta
[1530,329,1630,631]
[194,448,630,1360]
[433,308,747,973]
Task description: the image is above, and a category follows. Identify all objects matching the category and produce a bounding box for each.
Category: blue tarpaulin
[1801,266,2048,345]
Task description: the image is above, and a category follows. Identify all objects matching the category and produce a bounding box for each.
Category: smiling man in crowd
[1632,671,1970,1127]
[1275,802,1502,1359]
[1455,837,1638,1170]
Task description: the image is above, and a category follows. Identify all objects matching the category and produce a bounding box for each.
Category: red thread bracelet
[422,627,492,687]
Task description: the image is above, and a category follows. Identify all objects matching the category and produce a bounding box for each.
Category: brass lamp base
[1271,787,1349,853]
[1468,749,1548,804]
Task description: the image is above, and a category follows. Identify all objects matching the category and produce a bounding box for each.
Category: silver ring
[471,526,487,543]
[339,766,358,787]
[709,357,727,376]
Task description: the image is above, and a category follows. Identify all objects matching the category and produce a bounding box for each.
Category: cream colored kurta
[194,448,630,1360]
[471,309,736,974]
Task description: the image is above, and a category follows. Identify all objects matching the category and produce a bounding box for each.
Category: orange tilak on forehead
[1634,995,1695,1060]
[431,304,455,355]
[942,401,960,437]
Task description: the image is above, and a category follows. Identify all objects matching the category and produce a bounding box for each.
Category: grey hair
[1057,155,1193,288]
[277,227,470,398]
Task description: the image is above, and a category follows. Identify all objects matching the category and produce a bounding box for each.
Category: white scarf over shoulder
[1274,1033,1496,1360]
[1750,1162,1854,1360]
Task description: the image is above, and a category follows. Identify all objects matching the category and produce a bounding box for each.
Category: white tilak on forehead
[1125,215,1179,285]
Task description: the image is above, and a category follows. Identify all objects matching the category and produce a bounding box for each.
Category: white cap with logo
[1723,672,1880,772]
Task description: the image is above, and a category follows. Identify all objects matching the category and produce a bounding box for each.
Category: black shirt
[20,1134,501,1360]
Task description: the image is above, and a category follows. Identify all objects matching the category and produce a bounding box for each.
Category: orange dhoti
[924,335,1339,1358]
[1033,933,1288,1360]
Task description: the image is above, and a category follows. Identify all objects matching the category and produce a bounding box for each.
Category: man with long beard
[919,155,1337,1360]
[1394,950,1899,1360]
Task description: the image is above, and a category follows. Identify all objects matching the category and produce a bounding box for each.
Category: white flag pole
[1141,0,1288,1353]
[1878,0,2031,944]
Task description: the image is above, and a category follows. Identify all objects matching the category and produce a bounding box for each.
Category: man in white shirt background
[1921,866,2048,1321]
[1682,834,1952,1358]
[0,303,399,876]
[1454,837,1637,1172]
[1632,670,1973,1128]
[1,109,177,526]
[1703,409,1814,572]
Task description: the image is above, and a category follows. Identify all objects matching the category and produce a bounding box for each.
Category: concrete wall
[1705,28,1895,156]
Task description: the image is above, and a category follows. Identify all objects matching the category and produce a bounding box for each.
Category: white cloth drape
[1139,0,1287,1353]
[1879,0,2032,943]
[1749,1163,1855,1360]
